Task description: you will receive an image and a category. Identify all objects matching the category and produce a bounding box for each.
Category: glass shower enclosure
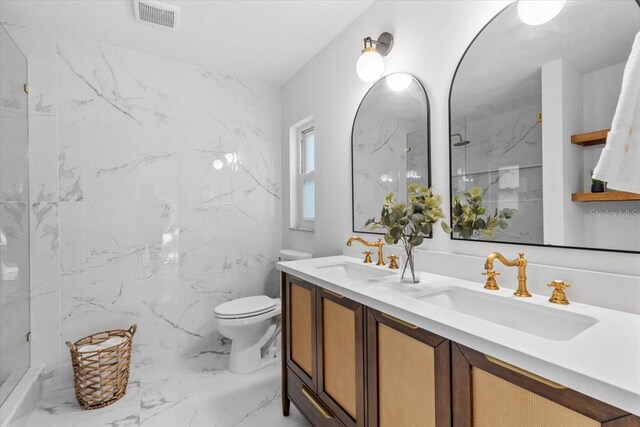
[0,24,31,406]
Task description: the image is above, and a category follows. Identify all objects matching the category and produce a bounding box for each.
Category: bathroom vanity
[278,256,640,427]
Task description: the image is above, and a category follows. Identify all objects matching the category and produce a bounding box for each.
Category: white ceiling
[451,0,640,118]
[0,0,373,85]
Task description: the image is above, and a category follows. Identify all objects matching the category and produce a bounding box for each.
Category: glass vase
[401,245,420,283]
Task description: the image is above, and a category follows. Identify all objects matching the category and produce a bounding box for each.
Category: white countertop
[277,255,640,416]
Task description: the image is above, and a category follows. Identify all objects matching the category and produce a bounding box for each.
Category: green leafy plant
[365,184,451,282]
[451,187,517,239]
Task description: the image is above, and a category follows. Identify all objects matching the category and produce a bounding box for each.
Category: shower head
[451,134,471,147]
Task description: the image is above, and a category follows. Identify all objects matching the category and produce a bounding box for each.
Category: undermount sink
[315,262,396,281]
[418,288,598,341]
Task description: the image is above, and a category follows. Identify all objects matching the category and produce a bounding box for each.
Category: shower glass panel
[0,24,30,406]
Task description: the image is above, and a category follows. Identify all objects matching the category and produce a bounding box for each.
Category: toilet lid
[214,296,277,319]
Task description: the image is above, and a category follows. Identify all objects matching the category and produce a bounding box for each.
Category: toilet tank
[279,249,312,261]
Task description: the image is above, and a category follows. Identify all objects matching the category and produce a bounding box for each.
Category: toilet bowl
[215,249,312,374]
[215,295,281,373]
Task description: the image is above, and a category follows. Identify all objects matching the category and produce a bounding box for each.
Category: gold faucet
[482,252,531,297]
[347,236,385,266]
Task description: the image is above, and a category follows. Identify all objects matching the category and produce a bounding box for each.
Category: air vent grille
[133,1,179,29]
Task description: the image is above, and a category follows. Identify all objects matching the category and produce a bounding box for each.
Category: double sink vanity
[277,252,640,427]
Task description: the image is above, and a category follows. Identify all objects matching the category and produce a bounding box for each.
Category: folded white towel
[77,336,126,353]
[593,31,640,193]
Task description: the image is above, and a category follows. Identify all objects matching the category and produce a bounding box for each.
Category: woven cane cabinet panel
[366,308,451,427]
[322,298,357,418]
[378,323,435,427]
[471,368,598,427]
[290,282,313,377]
[317,288,366,427]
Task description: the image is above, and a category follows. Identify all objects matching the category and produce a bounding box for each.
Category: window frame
[297,124,315,230]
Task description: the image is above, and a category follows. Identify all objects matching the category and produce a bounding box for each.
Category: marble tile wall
[352,111,407,230]
[451,96,543,244]
[352,113,428,233]
[4,24,282,390]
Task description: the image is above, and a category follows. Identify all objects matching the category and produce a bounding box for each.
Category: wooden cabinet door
[317,288,366,427]
[284,274,317,391]
[367,308,451,427]
[452,343,640,427]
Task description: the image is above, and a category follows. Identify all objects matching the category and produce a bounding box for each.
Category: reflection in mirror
[449,0,640,252]
[352,73,430,234]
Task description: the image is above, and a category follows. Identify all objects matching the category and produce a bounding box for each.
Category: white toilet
[214,249,312,374]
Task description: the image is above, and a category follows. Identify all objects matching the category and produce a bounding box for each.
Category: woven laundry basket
[66,324,137,410]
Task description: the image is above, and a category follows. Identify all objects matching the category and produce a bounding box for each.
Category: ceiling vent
[133,1,179,29]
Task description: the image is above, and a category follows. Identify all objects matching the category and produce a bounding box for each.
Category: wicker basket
[66,324,137,410]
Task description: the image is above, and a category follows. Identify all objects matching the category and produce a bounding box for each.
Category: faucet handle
[547,279,570,290]
[363,250,373,264]
[482,270,501,277]
[547,280,571,304]
[388,255,400,269]
[482,269,500,290]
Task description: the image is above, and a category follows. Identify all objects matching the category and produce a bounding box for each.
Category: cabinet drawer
[288,368,344,427]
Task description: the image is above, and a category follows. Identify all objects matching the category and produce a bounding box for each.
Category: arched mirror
[449,0,640,252]
[352,73,430,234]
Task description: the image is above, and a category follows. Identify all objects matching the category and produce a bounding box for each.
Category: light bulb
[386,73,413,91]
[517,0,566,26]
[357,48,384,83]
[213,159,224,170]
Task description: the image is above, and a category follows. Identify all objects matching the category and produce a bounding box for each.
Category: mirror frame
[447,0,640,254]
[351,73,432,236]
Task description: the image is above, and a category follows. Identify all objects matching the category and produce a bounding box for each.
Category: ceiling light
[517,0,566,26]
[356,32,394,83]
[386,73,412,91]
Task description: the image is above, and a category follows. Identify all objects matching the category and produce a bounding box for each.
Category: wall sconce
[356,32,394,83]
[517,0,566,26]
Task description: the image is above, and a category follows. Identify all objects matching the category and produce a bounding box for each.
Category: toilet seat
[214,295,277,319]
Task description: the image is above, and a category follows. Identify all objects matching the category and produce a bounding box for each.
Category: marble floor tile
[25,360,309,427]
[26,379,141,427]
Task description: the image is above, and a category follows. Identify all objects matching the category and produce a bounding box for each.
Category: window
[290,119,315,231]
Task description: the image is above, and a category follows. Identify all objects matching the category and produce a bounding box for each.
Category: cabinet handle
[323,289,344,299]
[382,313,418,330]
[485,355,566,390]
[301,386,333,419]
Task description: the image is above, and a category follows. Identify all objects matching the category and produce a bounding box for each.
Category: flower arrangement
[365,183,450,283]
[451,186,517,239]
